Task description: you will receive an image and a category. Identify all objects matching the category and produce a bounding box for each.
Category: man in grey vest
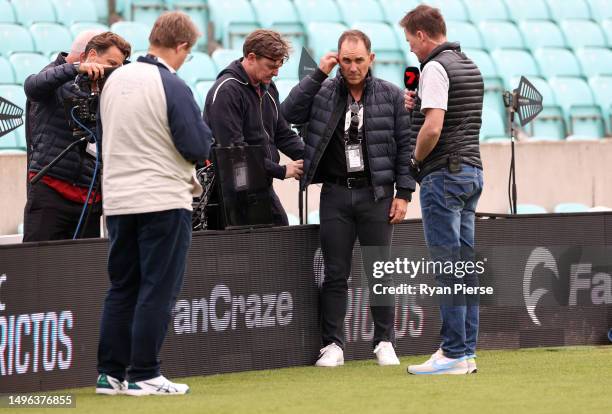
[401,5,485,375]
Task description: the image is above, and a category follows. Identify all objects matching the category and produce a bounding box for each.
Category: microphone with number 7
[404,66,420,120]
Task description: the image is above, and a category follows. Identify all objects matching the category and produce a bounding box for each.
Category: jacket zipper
[259,95,272,160]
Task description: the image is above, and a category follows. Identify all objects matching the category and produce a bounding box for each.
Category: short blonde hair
[149,11,200,49]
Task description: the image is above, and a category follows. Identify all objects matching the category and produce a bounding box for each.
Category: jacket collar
[137,54,175,73]
[419,42,461,70]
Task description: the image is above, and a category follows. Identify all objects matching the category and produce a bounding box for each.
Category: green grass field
[8,346,612,414]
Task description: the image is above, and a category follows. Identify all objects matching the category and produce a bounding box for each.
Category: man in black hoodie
[204,30,304,226]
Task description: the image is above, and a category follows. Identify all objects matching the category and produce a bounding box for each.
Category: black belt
[326,176,371,189]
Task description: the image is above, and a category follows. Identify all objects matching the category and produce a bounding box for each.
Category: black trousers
[270,187,289,226]
[23,181,101,242]
[319,182,395,349]
[97,209,192,382]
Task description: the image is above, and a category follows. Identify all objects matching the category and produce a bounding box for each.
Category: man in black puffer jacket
[204,30,304,226]
[281,30,415,367]
[23,32,131,242]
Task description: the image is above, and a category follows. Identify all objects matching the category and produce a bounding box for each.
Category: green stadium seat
[92,0,108,23]
[427,0,469,22]
[490,49,540,89]
[51,0,98,25]
[554,203,589,213]
[481,108,507,140]
[353,22,405,86]
[177,51,217,87]
[391,25,419,66]
[465,0,510,23]
[534,48,582,78]
[0,56,15,83]
[516,204,547,214]
[9,53,49,85]
[546,0,592,22]
[337,0,385,25]
[210,48,241,72]
[587,0,612,23]
[294,0,343,26]
[0,24,35,55]
[447,21,483,50]
[478,21,524,51]
[379,0,420,25]
[518,20,566,52]
[195,80,215,112]
[208,0,259,50]
[278,52,300,80]
[69,22,109,38]
[0,0,16,24]
[588,75,612,133]
[560,20,607,50]
[131,7,165,28]
[274,78,298,102]
[30,23,73,58]
[251,0,306,52]
[306,22,348,60]
[189,83,203,110]
[549,76,605,138]
[604,19,612,46]
[576,48,612,78]
[110,21,151,51]
[11,0,56,25]
[504,0,551,22]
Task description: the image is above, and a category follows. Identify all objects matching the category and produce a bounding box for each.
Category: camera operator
[204,29,304,226]
[23,32,131,242]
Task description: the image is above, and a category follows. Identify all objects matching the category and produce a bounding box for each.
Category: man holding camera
[401,5,484,375]
[281,30,414,366]
[96,12,212,396]
[23,32,131,242]
[204,29,304,226]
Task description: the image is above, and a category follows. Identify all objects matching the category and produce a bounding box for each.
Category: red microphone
[404,66,420,91]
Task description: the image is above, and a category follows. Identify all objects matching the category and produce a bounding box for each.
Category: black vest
[410,42,484,180]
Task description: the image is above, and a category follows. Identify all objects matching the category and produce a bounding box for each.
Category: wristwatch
[409,154,422,172]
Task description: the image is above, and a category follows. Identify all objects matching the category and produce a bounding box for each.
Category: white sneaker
[373,341,400,366]
[407,350,468,375]
[315,343,344,367]
[125,375,190,396]
[95,373,127,395]
[467,355,477,374]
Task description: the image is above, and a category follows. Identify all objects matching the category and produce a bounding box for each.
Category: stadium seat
[353,22,405,87]
[30,23,73,58]
[490,49,540,89]
[427,0,469,22]
[306,22,348,60]
[294,0,343,26]
[504,0,551,22]
[210,48,242,72]
[9,53,49,85]
[549,76,605,138]
[379,0,420,24]
[391,25,419,66]
[130,4,166,27]
[588,75,612,133]
[189,83,203,110]
[92,0,108,22]
[0,24,35,55]
[278,52,300,80]
[465,0,510,23]
[110,21,151,52]
[177,52,217,87]
[447,21,483,49]
[546,0,592,22]
[554,203,589,213]
[604,19,612,46]
[251,0,306,51]
[11,0,56,25]
[0,130,22,151]
[576,48,612,78]
[587,0,612,23]
[518,20,566,52]
[0,0,16,24]
[0,84,27,145]
[274,79,298,102]
[51,0,98,25]
[337,0,385,25]
[534,48,582,79]
[69,22,109,38]
[516,204,547,214]
[0,56,15,83]
[195,80,215,111]
[480,108,507,140]
[478,21,524,51]
[208,0,259,50]
[560,20,607,50]
[511,76,566,139]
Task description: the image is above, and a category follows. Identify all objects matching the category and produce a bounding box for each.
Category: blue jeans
[419,164,483,359]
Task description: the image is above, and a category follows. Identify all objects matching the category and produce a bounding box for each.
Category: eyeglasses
[257,54,286,69]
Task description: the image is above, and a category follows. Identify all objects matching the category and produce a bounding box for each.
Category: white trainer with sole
[373,341,400,366]
[315,343,344,367]
[125,375,190,396]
